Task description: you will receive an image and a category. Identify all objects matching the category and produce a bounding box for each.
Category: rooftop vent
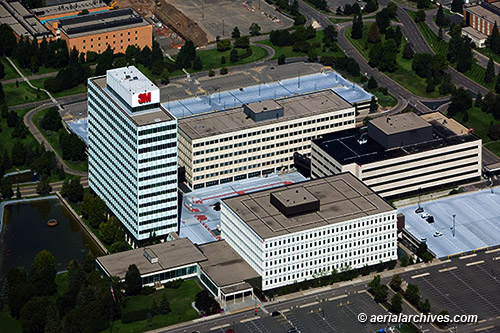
[270,187,320,217]
[143,248,158,264]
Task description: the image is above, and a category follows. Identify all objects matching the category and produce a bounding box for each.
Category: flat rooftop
[0,1,51,39]
[180,172,307,245]
[96,238,207,279]
[370,112,431,136]
[107,66,157,97]
[163,71,372,118]
[198,240,260,288]
[58,8,148,38]
[91,76,174,126]
[462,26,488,40]
[313,112,480,166]
[399,188,500,258]
[465,4,499,23]
[222,173,394,239]
[179,89,352,140]
[33,0,107,19]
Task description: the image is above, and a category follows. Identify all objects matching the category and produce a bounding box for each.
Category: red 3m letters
[138,92,151,104]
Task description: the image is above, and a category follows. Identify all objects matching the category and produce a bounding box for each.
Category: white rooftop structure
[106,66,160,108]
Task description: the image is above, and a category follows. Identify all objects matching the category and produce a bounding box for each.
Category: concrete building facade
[221,173,398,291]
[88,66,177,245]
[311,112,482,198]
[177,90,356,190]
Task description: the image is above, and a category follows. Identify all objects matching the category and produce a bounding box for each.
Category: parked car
[271,311,281,317]
[421,213,430,219]
[420,237,427,242]
[433,231,443,237]
[426,216,435,223]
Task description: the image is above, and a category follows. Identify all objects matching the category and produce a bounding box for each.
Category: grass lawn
[446,106,498,144]
[107,279,203,332]
[476,47,500,65]
[55,271,69,297]
[408,11,494,91]
[9,58,58,77]
[30,78,88,98]
[0,57,20,80]
[346,25,443,98]
[372,89,398,107]
[397,323,420,333]
[484,140,500,156]
[0,307,21,333]
[32,108,88,173]
[257,30,345,61]
[3,81,49,107]
[0,107,39,154]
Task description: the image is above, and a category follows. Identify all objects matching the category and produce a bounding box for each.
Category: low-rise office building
[96,237,260,307]
[221,173,398,290]
[178,90,356,190]
[88,66,178,246]
[311,112,482,198]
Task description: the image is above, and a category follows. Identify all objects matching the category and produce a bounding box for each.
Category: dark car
[426,216,435,223]
[271,310,281,317]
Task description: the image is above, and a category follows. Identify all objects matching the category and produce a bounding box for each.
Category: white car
[433,231,443,237]
[421,213,430,219]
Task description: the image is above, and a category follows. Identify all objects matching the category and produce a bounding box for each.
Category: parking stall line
[466,260,485,266]
[438,266,457,272]
[485,248,500,254]
[417,275,472,316]
[475,325,495,332]
[411,272,430,279]
[210,324,230,331]
[460,254,478,260]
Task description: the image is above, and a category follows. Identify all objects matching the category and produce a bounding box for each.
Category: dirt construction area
[167,0,294,41]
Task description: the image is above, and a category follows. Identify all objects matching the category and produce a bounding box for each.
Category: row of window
[138,179,176,191]
[139,196,176,208]
[139,170,176,182]
[139,152,177,164]
[139,161,176,173]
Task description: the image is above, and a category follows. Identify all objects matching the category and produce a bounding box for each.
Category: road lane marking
[438,266,457,272]
[240,316,260,323]
[299,301,319,308]
[210,324,229,330]
[475,325,494,332]
[486,248,500,254]
[466,260,485,266]
[411,272,430,279]
[460,254,477,259]
[493,256,500,261]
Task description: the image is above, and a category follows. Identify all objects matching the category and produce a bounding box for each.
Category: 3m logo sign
[138,92,151,104]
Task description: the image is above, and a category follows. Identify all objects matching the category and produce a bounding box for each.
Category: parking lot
[399,188,500,258]
[207,292,390,333]
[399,250,500,332]
[167,0,293,41]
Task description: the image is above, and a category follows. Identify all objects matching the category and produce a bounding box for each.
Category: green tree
[451,0,464,13]
[447,87,472,116]
[439,73,454,95]
[43,304,62,333]
[496,72,500,93]
[426,70,435,93]
[60,179,70,198]
[405,283,421,306]
[216,39,231,52]
[436,5,445,26]
[488,22,500,54]
[159,293,171,314]
[375,8,390,33]
[435,310,450,328]
[0,278,8,311]
[0,178,13,199]
[351,12,363,39]
[415,9,426,23]
[475,92,483,107]
[418,298,431,313]
[161,69,170,85]
[323,25,338,45]
[192,56,203,70]
[16,184,21,199]
[368,275,381,293]
[20,297,50,333]
[230,49,239,63]
[389,293,403,313]
[36,175,51,195]
[66,179,83,203]
[417,0,429,9]
[367,23,381,44]
[369,96,378,112]
[389,274,402,291]
[374,284,388,303]
[447,24,462,63]
[231,26,241,39]
[250,23,261,36]
[175,40,196,68]
[41,107,62,132]
[29,250,56,296]
[403,43,415,60]
[99,217,120,245]
[88,195,106,228]
[367,76,378,90]
[278,54,286,65]
[125,264,142,296]
[11,141,26,166]
[456,38,473,73]
[94,46,114,76]
[488,123,500,140]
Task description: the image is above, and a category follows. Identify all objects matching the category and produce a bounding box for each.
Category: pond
[0,198,104,275]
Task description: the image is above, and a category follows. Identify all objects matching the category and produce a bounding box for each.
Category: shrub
[140,286,156,295]
[163,279,183,289]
